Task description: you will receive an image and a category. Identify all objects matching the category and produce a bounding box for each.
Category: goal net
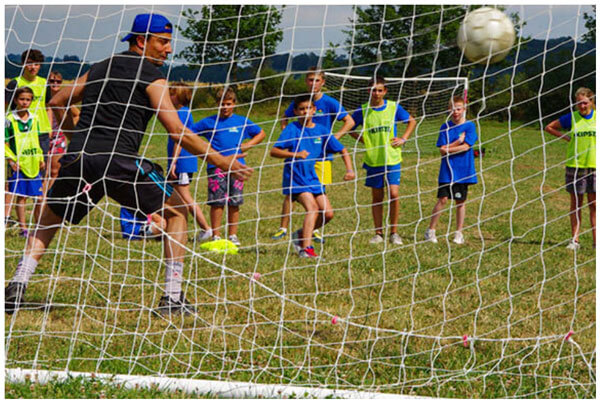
[4,4,596,399]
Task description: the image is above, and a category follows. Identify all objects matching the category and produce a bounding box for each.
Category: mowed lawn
[5,104,595,398]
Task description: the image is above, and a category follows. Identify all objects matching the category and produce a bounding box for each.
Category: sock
[165,260,184,301]
[13,255,39,285]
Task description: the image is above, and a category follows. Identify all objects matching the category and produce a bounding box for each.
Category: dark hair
[368,76,386,88]
[215,87,237,103]
[307,66,325,79]
[14,86,34,98]
[294,94,313,109]
[21,49,44,64]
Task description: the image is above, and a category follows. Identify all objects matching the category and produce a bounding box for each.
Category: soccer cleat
[228,234,241,246]
[453,231,465,245]
[271,228,288,240]
[291,229,303,253]
[5,282,27,315]
[566,240,581,250]
[424,229,438,244]
[299,246,318,258]
[154,292,196,317]
[196,228,213,242]
[390,233,403,245]
[369,233,384,244]
[312,229,324,244]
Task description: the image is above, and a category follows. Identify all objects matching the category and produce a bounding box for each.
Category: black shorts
[47,153,173,225]
[291,192,325,203]
[437,183,469,201]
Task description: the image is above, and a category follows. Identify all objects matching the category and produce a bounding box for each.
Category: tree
[583,5,595,44]
[178,5,283,82]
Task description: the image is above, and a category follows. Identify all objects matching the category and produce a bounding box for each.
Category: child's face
[219,99,236,118]
[294,101,316,122]
[576,95,593,116]
[15,93,33,112]
[48,75,63,94]
[23,59,41,79]
[305,74,324,94]
[450,101,466,121]
[369,84,387,103]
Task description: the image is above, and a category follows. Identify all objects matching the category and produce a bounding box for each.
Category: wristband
[346,169,354,173]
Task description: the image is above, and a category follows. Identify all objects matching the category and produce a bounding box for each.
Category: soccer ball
[457,7,515,64]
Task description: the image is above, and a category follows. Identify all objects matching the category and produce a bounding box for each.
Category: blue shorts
[364,163,401,189]
[8,171,43,197]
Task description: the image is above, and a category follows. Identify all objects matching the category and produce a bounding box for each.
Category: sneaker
[453,231,465,245]
[271,228,288,240]
[299,246,318,258]
[566,240,581,250]
[312,229,324,244]
[5,218,19,228]
[196,228,213,242]
[369,233,384,244]
[390,233,403,245]
[424,229,438,244]
[154,292,196,317]
[19,229,28,239]
[212,235,222,242]
[228,234,241,246]
[291,229,303,253]
[5,282,27,315]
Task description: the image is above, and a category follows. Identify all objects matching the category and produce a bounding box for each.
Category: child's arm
[240,129,266,153]
[339,147,355,181]
[334,115,356,140]
[544,119,570,142]
[270,147,309,160]
[440,141,471,156]
[391,114,417,147]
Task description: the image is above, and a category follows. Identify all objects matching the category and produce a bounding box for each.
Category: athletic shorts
[50,132,67,155]
[7,171,43,197]
[315,160,332,185]
[38,133,50,165]
[207,167,244,207]
[170,172,194,186]
[565,167,596,194]
[292,191,325,203]
[437,183,469,201]
[47,153,173,225]
[364,163,401,189]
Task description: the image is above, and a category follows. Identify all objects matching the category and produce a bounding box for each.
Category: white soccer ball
[457,7,515,64]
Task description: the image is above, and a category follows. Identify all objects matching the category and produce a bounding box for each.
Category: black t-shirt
[67,51,164,155]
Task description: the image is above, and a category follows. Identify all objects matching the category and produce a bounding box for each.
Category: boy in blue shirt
[271,94,355,258]
[167,83,212,241]
[272,67,355,242]
[350,77,416,245]
[192,88,265,246]
[425,96,478,245]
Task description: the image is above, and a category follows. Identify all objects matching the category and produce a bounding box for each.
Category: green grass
[5,108,596,398]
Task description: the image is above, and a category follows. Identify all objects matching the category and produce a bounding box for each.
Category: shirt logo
[229,127,239,133]
[314,137,322,144]
[368,126,389,134]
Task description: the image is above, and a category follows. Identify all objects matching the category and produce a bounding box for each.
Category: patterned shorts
[207,167,244,206]
[50,132,67,155]
[565,167,596,194]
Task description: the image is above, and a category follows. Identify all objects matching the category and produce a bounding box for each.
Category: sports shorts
[207,167,244,207]
[50,132,67,155]
[314,160,332,185]
[47,153,173,225]
[8,171,43,197]
[364,163,401,189]
[437,183,469,201]
[565,167,595,194]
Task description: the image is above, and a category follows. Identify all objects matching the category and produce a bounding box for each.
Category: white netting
[4,4,596,398]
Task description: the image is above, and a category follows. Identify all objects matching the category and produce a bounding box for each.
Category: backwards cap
[121,13,173,42]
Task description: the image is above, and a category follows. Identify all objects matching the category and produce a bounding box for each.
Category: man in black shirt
[6,13,253,317]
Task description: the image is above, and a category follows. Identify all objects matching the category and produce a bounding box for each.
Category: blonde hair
[449,95,466,107]
[307,66,325,79]
[215,87,237,103]
[574,87,595,107]
[169,83,192,107]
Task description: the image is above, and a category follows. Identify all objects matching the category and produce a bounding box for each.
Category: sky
[4,4,595,65]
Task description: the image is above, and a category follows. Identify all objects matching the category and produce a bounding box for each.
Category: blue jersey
[558,110,594,130]
[351,100,411,138]
[285,94,348,161]
[167,106,198,174]
[192,113,262,170]
[436,120,478,184]
[120,207,145,240]
[273,121,345,195]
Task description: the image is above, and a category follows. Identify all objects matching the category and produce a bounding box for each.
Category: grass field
[5,105,596,398]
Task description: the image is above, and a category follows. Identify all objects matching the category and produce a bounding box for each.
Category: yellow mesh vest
[6,114,43,178]
[566,110,596,168]
[361,101,402,167]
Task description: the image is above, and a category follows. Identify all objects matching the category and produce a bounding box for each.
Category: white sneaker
[228,234,241,246]
[390,233,403,245]
[212,235,222,242]
[566,240,581,250]
[453,231,465,245]
[291,229,303,252]
[424,229,438,244]
[369,234,384,244]
[196,228,213,242]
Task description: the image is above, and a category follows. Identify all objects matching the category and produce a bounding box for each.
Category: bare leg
[162,190,189,263]
[371,187,385,235]
[296,193,318,249]
[388,185,400,234]
[175,183,210,230]
[429,197,448,231]
[210,205,224,238]
[16,196,27,232]
[279,195,292,230]
[456,199,466,232]
[588,192,596,245]
[5,191,15,221]
[314,194,334,229]
[570,193,584,242]
[227,205,240,236]
[22,205,64,261]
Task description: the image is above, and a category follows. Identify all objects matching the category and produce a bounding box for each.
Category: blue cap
[121,13,173,42]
